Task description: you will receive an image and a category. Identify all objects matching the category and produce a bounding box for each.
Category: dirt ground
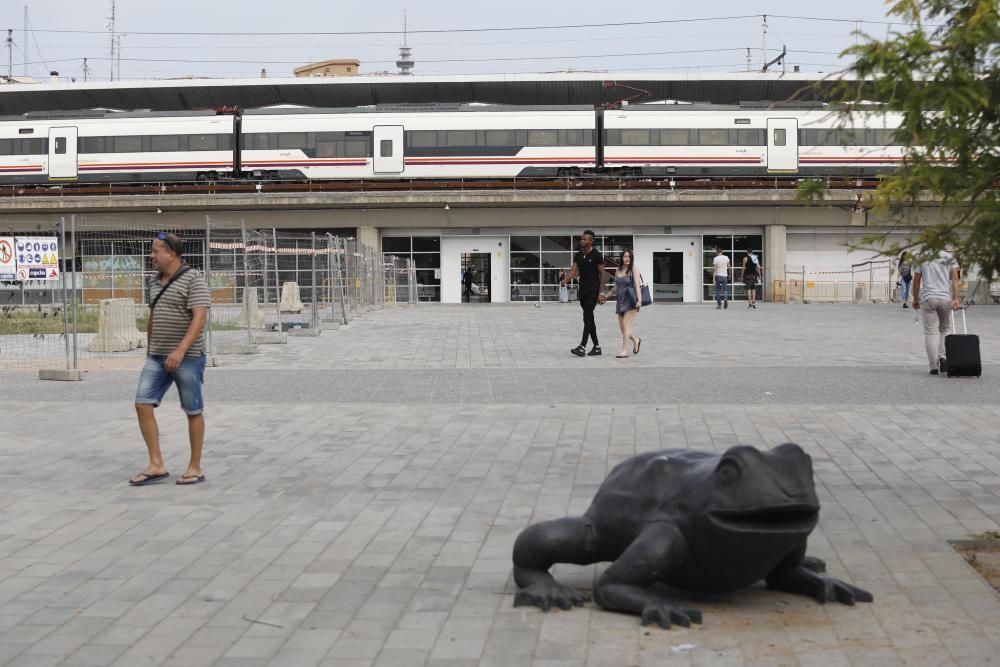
[954,541,1000,593]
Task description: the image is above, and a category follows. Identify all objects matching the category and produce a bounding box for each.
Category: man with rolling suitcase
[911,249,960,375]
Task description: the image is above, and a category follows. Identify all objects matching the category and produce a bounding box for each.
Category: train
[0,104,905,185]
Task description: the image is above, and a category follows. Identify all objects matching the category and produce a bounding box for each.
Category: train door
[766,118,798,173]
[373,125,404,174]
[47,126,78,180]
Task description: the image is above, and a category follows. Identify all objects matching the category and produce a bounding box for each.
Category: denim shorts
[135,354,206,416]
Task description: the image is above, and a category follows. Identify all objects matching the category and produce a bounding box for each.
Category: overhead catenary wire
[23,12,938,37]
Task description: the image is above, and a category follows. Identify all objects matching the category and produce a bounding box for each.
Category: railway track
[0,177,885,198]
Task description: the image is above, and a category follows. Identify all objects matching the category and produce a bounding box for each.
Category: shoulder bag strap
[150,266,190,311]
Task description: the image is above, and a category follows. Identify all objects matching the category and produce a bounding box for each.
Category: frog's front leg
[593,523,702,629]
[765,547,873,605]
[513,517,598,610]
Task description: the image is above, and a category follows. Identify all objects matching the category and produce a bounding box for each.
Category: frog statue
[512,443,873,628]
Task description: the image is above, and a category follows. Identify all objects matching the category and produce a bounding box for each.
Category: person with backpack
[129,233,211,487]
[897,252,913,308]
[741,248,762,309]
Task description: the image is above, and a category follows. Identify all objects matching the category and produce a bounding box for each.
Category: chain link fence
[1,214,411,375]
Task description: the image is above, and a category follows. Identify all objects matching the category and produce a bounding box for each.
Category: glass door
[652,251,684,302]
[461,252,491,303]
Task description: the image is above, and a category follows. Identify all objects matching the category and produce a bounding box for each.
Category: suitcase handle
[950,307,968,335]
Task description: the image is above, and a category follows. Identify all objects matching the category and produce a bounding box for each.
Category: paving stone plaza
[2,302,1000,666]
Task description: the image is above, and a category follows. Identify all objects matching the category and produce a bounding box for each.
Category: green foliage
[800,0,1000,277]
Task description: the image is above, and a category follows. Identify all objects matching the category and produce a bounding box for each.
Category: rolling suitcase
[945,309,981,377]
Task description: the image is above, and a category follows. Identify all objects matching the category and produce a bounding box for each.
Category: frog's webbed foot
[766,564,873,605]
[514,579,588,611]
[640,602,703,629]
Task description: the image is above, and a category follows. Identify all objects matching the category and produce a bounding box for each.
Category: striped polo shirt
[148,267,211,357]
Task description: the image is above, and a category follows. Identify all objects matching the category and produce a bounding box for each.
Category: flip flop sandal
[175,474,206,485]
[129,472,170,486]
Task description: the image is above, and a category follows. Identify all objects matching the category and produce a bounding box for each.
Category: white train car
[604,106,906,177]
[239,106,597,181]
[0,111,234,183]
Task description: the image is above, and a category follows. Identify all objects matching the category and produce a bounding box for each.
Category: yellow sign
[355,279,361,288]
[806,281,815,288]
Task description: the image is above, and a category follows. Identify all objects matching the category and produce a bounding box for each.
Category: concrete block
[88,299,144,352]
[280,282,304,313]
[288,328,321,337]
[215,343,258,355]
[251,332,288,345]
[38,368,85,381]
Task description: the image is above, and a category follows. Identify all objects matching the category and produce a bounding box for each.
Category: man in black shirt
[560,230,606,356]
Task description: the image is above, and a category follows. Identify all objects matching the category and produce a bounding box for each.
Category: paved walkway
[1,304,999,666]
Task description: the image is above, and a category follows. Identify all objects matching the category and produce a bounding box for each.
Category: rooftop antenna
[746,47,751,73]
[6,29,12,79]
[22,3,28,76]
[81,57,91,82]
[760,14,768,71]
[396,10,414,75]
[106,0,116,81]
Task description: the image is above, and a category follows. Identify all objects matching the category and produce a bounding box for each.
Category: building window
[702,233,765,301]
[381,235,441,302]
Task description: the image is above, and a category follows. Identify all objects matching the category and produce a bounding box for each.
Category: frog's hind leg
[513,516,600,610]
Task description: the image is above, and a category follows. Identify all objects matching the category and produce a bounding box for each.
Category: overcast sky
[4,0,912,81]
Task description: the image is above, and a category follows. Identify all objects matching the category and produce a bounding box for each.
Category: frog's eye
[716,460,741,487]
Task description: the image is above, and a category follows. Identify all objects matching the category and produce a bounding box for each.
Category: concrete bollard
[280,282,304,313]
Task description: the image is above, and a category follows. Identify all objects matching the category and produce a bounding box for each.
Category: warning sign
[0,237,15,281]
[15,236,60,281]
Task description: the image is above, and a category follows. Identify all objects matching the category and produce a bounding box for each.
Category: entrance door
[766,118,798,173]
[652,252,684,302]
[47,126,78,180]
[373,125,404,174]
[461,252,492,303]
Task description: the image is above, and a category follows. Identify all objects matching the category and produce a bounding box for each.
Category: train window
[80,137,105,153]
[380,140,393,158]
[773,129,787,146]
[54,137,66,154]
[698,129,729,146]
[564,129,591,146]
[737,129,765,146]
[344,140,369,157]
[189,134,217,151]
[20,138,46,154]
[0,139,12,155]
[620,129,651,146]
[277,133,307,150]
[835,129,862,146]
[315,141,337,158]
[151,135,181,152]
[799,128,837,146]
[659,129,690,145]
[113,136,142,153]
[409,131,439,148]
[871,129,902,146]
[446,130,476,147]
[527,129,558,146]
[485,130,515,146]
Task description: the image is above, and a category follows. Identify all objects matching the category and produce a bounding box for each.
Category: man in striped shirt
[129,233,211,487]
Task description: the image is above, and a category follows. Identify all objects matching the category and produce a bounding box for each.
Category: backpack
[899,263,912,280]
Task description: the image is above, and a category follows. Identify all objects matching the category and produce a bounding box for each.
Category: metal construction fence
[774,260,998,305]
[0,214,416,374]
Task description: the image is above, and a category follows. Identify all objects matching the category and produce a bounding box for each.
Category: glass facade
[509,234,631,301]
[381,235,441,301]
[702,233,765,301]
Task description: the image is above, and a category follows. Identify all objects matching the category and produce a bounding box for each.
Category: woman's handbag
[640,283,653,307]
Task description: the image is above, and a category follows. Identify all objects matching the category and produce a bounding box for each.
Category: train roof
[0,71,865,116]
